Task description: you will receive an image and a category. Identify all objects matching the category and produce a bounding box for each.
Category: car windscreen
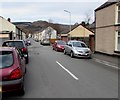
[57,41,66,45]
[0,51,14,69]
[3,41,24,49]
[73,42,87,48]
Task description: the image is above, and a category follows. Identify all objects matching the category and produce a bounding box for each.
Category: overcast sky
[0,0,108,25]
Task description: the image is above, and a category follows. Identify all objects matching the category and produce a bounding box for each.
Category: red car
[0,47,26,95]
[52,40,66,52]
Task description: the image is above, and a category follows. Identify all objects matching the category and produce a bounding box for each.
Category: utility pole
[64,10,71,40]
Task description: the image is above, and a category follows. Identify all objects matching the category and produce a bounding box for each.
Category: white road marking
[56,61,79,80]
[93,58,120,70]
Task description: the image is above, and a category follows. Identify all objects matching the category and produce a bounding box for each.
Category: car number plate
[82,53,87,55]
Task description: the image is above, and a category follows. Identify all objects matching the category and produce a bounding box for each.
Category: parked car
[0,47,26,95]
[34,38,39,42]
[2,40,29,64]
[52,40,66,52]
[27,40,31,45]
[64,40,92,58]
[40,39,50,45]
[24,39,31,46]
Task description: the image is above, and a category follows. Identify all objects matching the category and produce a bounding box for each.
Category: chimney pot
[8,18,11,22]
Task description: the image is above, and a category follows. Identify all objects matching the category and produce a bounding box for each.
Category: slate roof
[61,24,94,35]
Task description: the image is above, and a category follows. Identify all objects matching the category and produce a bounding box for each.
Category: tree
[84,10,93,25]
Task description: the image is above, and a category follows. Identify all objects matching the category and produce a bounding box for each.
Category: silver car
[64,40,92,58]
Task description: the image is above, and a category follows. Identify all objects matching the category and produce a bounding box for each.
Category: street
[3,39,118,98]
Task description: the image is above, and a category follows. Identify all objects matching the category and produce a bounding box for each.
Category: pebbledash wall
[95,2,120,55]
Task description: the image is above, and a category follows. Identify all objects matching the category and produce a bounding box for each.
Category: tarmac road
[2,39,118,99]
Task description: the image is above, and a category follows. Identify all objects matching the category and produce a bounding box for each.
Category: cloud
[0,0,108,3]
[0,2,105,24]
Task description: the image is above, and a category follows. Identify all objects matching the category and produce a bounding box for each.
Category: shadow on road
[2,92,24,99]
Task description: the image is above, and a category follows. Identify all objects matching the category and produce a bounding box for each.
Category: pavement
[92,52,119,69]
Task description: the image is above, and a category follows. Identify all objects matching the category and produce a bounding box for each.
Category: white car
[40,39,50,45]
[64,40,92,58]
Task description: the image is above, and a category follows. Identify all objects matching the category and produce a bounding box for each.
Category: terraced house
[95,1,120,55]
[0,16,26,44]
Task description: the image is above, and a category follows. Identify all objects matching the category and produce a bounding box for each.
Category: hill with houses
[13,20,76,35]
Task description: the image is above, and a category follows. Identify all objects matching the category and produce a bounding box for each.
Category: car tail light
[10,68,22,80]
[22,47,27,52]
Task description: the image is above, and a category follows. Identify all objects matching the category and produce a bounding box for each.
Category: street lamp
[64,10,71,40]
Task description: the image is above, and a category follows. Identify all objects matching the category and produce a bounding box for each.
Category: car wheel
[64,50,66,55]
[88,56,92,59]
[26,57,29,64]
[18,84,25,96]
[25,67,27,74]
[70,51,74,58]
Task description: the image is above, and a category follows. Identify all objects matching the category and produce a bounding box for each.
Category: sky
[0,0,108,25]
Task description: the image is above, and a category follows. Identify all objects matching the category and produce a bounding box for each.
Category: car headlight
[23,54,28,57]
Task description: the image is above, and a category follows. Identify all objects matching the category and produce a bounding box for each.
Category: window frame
[117,31,120,51]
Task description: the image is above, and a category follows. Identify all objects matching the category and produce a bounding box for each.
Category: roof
[34,26,52,34]
[61,24,79,34]
[95,1,117,11]
[69,24,94,35]
[61,24,94,35]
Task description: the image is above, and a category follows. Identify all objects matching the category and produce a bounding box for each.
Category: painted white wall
[50,30,57,39]
[0,17,16,33]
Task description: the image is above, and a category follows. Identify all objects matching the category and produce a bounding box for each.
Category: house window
[118,32,120,51]
[118,12,120,23]
[118,2,120,23]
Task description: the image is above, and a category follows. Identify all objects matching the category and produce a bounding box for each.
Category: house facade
[67,24,95,51]
[0,16,26,41]
[68,24,94,37]
[16,26,26,40]
[38,26,57,44]
[60,30,69,42]
[95,2,120,55]
[0,16,16,38]
[61,33,68,42]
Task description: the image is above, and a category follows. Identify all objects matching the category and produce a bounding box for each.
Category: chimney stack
[7,18,11,22]
[81,21,86,27]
